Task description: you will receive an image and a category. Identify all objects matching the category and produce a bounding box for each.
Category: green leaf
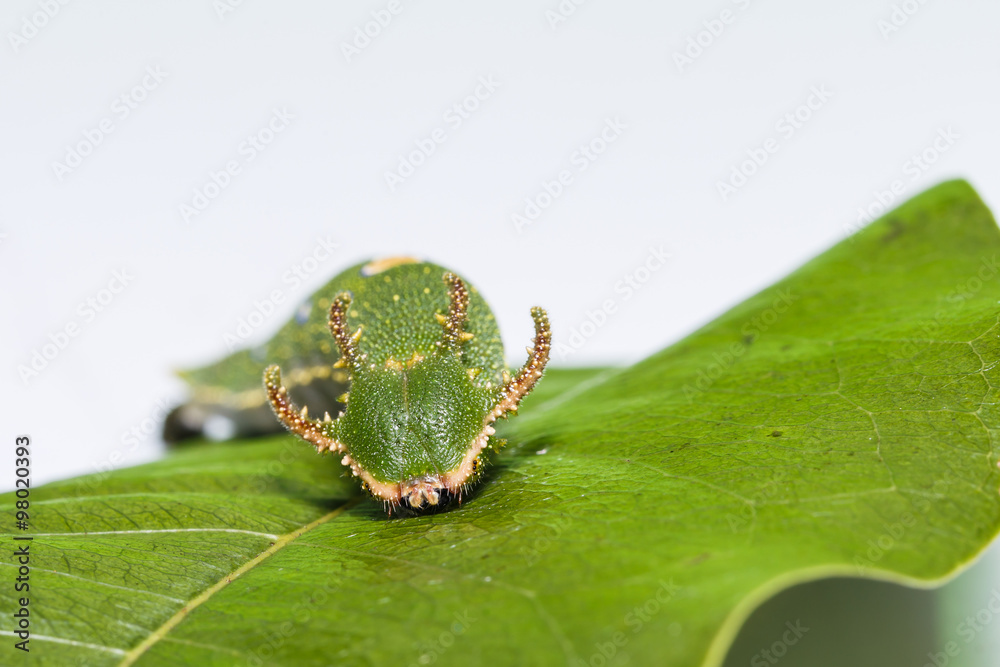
[4,179,1000,666]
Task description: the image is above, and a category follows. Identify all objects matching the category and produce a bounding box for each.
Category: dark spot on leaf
[881,218,905,243]
[769,431,782,437]
[688,552,710,566]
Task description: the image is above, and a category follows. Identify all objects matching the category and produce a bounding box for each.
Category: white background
[1,0,997,499]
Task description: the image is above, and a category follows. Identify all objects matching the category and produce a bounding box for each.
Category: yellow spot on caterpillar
[361,256,419,276]
[393,294,400,302]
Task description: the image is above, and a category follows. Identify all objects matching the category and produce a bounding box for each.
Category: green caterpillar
[168,257,550,513]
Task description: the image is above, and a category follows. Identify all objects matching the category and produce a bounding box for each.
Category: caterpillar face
[259,258,550,514]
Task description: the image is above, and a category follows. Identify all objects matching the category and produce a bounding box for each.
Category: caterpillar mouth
[398,477,457,513]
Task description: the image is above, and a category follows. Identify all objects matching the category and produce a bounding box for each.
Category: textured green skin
[315,261,508,484]
[312,260,506,384]
[333,351,496,482]
[183,260,515,488]
[176,260,507,442]
[181,261,505,399]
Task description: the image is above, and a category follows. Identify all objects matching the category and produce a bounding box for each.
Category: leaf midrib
[116,497,361,666]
